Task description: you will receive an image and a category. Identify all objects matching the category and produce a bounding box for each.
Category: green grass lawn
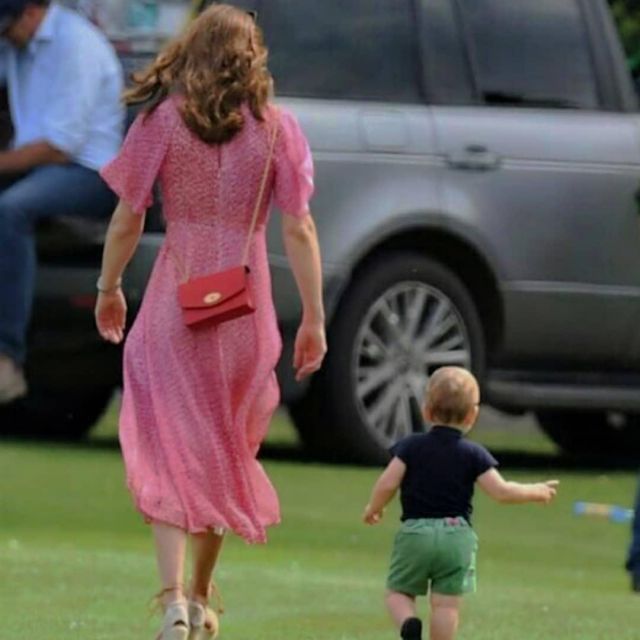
[1,407,638,639]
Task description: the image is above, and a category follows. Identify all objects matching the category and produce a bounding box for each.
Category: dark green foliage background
[611,0,640,69]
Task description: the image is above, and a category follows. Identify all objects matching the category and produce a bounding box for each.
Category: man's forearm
[0,141,68,173]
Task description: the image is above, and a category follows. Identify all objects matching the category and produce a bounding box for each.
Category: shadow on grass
[1,433,638,471]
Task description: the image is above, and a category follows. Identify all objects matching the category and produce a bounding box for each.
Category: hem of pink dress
[129,487,280,544]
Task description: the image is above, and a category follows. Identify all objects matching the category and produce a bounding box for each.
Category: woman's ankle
[188,579,210,601]
[159,585,185,608]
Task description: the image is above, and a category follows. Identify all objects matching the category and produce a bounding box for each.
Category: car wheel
[537,410,640,456]
[290,252,486,464]
[0,385,114,440]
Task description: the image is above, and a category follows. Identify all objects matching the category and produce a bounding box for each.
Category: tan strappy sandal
[152,587,190,640]
[159,601,189,640]
[187,582,224,640]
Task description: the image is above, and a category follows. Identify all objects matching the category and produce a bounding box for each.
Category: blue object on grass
[574,501,633,523]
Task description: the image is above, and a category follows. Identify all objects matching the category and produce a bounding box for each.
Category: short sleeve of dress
[272,108,315,218]
[100,102,176,215]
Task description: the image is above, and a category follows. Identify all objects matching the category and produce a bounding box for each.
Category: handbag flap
[178,265,249,310]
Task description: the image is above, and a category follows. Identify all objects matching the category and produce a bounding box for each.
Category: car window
[422,0,476,105]
[459,0,600,110]
[262,0,423,103]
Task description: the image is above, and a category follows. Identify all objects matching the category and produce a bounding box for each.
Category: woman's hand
[293,319,327,381]
[95,289,127,344]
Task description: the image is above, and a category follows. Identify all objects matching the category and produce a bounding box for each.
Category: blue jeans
[627,475,640,574]
[0,163,115,365]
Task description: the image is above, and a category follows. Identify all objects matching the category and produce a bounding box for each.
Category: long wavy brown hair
[124,4,272,144]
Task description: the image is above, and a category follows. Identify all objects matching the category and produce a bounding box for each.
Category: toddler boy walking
[363,366,558,640]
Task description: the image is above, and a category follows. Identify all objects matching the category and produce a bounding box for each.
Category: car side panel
[435,106,640,367]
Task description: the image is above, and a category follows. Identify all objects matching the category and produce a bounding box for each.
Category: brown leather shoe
[0,355,27,403]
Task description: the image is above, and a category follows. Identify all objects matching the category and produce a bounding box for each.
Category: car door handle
[445,145,501,171]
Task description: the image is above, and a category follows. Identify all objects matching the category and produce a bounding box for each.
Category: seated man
[0,0,124,402]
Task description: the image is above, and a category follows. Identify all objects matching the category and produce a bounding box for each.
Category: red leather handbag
[171,122,278,329]
[177,264,254,327]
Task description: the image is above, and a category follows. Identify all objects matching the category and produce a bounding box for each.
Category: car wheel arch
[335,219,505,355]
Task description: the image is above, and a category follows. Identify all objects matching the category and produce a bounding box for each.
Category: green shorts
[386,518,478,596]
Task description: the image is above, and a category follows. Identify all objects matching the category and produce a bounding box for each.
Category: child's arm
[363,457,406,525]
[477,468,559,504]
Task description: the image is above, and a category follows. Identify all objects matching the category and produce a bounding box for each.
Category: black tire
[537,410,640,456]
[0,385,113,440]
[290,252,486,465]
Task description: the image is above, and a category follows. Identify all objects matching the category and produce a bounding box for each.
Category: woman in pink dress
[94,5,326,639]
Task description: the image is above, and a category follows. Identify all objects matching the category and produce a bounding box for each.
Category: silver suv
[12,0,640,461]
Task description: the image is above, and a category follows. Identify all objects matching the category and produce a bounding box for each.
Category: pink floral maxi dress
[100,98,314,543]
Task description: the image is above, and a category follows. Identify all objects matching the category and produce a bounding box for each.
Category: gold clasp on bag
[203,292,222,305]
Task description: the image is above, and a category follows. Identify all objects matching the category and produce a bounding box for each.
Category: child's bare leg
[190,529,225,601]
[429,593,461,640]
[386,590,422,638]
[152,523,188,606]
[385,590,417,627]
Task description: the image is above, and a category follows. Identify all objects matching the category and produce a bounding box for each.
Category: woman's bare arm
[282,212,324,323]
[281,212,326,380]
[99,200,146,290]
[95,200,145,344]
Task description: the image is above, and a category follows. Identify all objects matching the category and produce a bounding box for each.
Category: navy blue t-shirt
[390,426,498,524]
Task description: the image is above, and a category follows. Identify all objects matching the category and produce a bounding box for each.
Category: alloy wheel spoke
[425,349,470,367]
[384,396,402,438]
[415,299,450,350]
[397,388,414,440]
[353,281,472,449]
[361,326,391,360]
[357,361,397,398]
[432,330,465,350]
[424,313,458,350]
[391,394,405,437]
[378,300,407,347]
[368,380,402,426]
[404,287,428,340]
[407,372,428,407]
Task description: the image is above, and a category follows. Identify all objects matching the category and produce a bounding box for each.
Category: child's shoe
[400,617,422,640]
[632,572,640,593]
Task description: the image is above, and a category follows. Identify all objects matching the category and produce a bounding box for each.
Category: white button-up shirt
[0,3,124,170]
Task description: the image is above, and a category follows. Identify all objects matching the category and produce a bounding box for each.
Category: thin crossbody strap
[169,117,279,281]
[241,119,279,266]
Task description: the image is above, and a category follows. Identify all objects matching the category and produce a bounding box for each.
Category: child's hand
[363,504,383,525]
[537,480,559,504]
